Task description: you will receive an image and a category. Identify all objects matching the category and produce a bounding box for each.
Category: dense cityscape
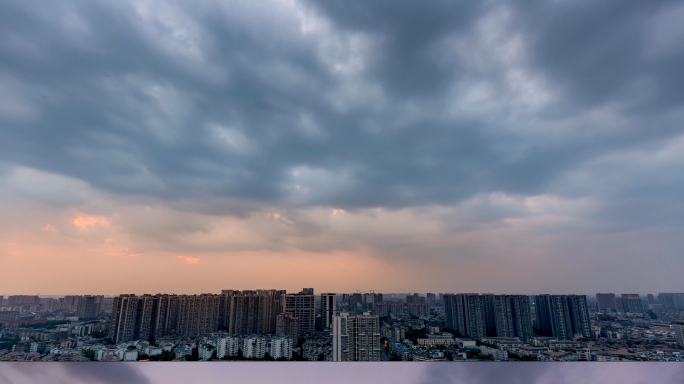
[1,290,683,362]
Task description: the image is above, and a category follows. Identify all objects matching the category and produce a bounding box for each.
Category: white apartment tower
[243,336,267,359]
[332,311,381,361]
[217,336,241,359]
[270,336,293,360]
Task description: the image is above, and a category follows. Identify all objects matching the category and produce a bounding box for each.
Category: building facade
[282,289,315,334]
[493,295,533,341]
[535,295,591,340]
[332,312,381,361]
[321,293,336,330]
[443,293,486,340]
[596,293,618,311]
[270,336,293,360]
[217,336,241,358]
[276,312,300,345]
[616,296,644,313]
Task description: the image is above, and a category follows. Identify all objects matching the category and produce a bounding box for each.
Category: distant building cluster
[108,289,315,344]
[1,290,684,362]
[443,294,535,341]
[2,295,106,318]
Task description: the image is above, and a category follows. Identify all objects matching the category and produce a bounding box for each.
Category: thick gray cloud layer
[1,0,684,293]
[2,0,682,212]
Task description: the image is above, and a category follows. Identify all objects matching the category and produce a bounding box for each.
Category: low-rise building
[198,344,215,360]
[390,342,412,361]
[243,336,267,359]
[417,337,455,347]
[455,338,477,348]
[480,345,508,361]
[270,336,293,360]
[218,336,240,359]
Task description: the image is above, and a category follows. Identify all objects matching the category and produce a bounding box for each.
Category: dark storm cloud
[0,0,683,230]
[301,1,488,96]
[512,0,684,116]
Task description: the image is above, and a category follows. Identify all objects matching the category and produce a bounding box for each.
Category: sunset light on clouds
[178,256,200,264]
[73,215,110,229]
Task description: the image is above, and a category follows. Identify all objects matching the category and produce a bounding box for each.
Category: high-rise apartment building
[674,324,684,347]
[176,294,220,336]
[374,300,404,317]
[536,295,569,339]
[76,295,101,320]
[109,294,142,343]
[617,296,644,313]
[110,293,224,343]
[427,293,436,307]
[392,324,406,342]
[154,294,179,339]
[338,312,357,352]
[331,312,381,361]
[535,295,591,340]
[493,295,533,341]
[276,312,300,345]
[136,295,158,341]
[567,295,592,338]
[350,293,363,305]
[282,289,315,334]
[0,311,20,322]
[406,293,422,304]
[596,293,618,311]
[110,290,290,343]
[407,303,429,318]
[443,294,459,334]
[7,295,40,306]
[226,293,273,335]
[443,293,486,340]
[481,294,496,337]
[321,293,336,329]
[462,294,486,340]
[62,296,81,311]
[658,293,684,309]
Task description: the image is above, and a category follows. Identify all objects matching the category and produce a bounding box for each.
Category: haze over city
[2,0,684,296]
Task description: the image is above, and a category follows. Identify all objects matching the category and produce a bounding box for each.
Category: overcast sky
[2,362,683,384]
[1,0,684,295]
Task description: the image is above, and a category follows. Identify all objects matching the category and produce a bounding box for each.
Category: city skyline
[2,0,684,296]
[3,289,684,362]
